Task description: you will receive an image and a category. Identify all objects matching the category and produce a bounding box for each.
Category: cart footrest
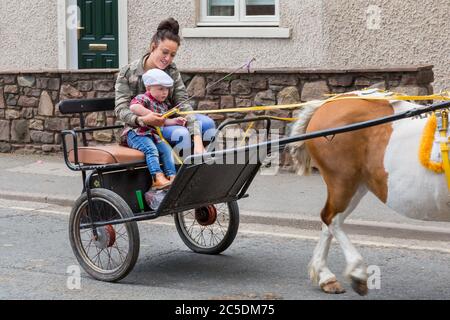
[156,148,262,216]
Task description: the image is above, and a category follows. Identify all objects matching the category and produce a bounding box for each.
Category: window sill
[182,27,291,39]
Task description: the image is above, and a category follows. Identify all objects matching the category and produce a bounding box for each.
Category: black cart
[59,97,275,282]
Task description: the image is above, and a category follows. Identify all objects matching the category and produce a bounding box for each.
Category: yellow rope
[159,91,450,168]
[156,112,184,165]
[156,127,183,165]
[240,121,255,146]
[164,93,450,120]
[418,111,450,191]
[172,103,306,116]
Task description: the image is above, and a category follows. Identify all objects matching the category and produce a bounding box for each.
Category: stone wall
[182,65,434,135]
[0,70,117,154]
[0,66,434,155]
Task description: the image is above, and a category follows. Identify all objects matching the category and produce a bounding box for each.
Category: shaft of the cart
[78,99,450,229]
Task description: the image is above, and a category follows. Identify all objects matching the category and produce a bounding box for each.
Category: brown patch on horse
[306,99,394,225]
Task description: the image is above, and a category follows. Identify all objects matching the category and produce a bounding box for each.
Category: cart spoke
[177,203,234,250]
[113,243,127,263]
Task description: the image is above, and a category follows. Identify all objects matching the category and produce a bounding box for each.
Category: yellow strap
[240,122,255,146]
[155,112,183,165]
[176,103,306,116]
[162,107,179,118]
[438,111,450,191]
[159,92,450,166]
[264,116,299,122]
[156,127,183,165]
[167,93,450,119]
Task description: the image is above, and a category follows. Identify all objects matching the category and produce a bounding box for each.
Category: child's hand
[165,117,187,127]
[175,117,187,126]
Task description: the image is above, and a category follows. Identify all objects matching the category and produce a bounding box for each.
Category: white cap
[142,69,174,87]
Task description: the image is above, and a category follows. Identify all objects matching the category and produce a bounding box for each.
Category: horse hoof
[321,279,346,294]
[350,276,368,296]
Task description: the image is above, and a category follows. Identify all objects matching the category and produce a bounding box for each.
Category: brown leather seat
[68,145,145,165]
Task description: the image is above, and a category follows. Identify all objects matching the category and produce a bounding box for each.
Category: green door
[78,0,119,69]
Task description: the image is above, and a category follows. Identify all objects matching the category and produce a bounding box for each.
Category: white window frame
[198,0,280,26]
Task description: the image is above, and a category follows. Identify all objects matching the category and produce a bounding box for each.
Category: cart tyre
[69,188,140,282]
[174,201,239,255]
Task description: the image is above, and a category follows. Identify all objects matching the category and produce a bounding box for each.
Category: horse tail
[289,100,324,175]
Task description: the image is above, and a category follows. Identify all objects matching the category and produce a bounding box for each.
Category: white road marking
[239,230,450,254]
[6,162,79,177]
[1,204,450,254]
[8,207,36,212]
[5,206,70,216]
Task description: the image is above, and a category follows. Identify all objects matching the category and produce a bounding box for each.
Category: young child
[126,68,186,190]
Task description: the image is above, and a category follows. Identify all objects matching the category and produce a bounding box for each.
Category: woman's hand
[140,112,165,127]
[164,117,187,127]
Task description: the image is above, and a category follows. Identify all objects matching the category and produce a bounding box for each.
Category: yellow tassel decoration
[418,114,444,173]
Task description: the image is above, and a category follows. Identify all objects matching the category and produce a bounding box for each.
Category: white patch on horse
[384,100,450,222]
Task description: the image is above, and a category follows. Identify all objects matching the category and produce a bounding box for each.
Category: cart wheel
[174,201,239,254]
[69,188,140,282]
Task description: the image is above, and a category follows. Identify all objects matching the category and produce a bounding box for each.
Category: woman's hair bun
[157,18,179,36]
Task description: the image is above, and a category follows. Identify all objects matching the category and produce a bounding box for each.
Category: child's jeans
[161,114,216,155]
[127,130,176,177]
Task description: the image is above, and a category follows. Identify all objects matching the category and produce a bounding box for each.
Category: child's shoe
[151,173,172,190]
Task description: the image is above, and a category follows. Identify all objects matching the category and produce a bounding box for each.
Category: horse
[289,89,450,295]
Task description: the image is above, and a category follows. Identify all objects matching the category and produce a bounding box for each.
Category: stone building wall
[0,70,117,154]
[0,66,434,155]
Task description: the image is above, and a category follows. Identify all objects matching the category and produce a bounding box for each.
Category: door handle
[89,43,108,51]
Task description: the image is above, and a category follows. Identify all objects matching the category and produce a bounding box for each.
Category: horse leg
[327,186,369,296]
[309,223,346,293]
[312,184,368,295]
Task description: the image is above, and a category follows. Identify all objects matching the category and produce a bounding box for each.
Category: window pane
[208,0,235,16]
[246,0,275,16]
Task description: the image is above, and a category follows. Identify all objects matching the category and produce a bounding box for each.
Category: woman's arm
[115,59,166,128]
[129,99,165,127]
[130,103,152,116]
[115,66,140,127]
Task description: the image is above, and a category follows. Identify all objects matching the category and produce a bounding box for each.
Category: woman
[115,17,215,156]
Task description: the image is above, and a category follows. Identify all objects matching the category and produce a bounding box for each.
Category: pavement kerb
[0,189,449,242]
[0,190,75,207]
